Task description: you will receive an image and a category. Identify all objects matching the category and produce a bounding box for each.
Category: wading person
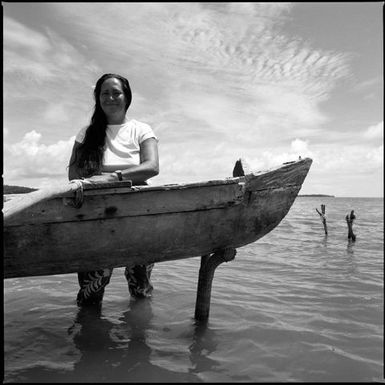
[68,73,159,306]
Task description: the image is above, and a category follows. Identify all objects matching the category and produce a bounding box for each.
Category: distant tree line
[3,185,38,194]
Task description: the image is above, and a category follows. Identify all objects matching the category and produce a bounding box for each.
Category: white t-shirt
[75,119,157,172]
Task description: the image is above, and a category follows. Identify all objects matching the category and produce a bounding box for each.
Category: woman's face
[99,77,127,123]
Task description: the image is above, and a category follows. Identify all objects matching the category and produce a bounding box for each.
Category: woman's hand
[83,173,118,184]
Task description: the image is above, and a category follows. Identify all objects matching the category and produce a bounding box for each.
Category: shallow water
[4,197,384,382]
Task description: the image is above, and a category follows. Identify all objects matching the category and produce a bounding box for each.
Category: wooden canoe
[4,158,312,279]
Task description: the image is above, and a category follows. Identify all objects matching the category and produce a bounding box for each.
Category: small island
[3,185,38,194]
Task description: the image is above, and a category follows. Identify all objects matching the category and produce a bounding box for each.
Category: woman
[68,73,159,306]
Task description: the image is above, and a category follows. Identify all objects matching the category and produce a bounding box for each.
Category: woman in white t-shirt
[68,73,159,306]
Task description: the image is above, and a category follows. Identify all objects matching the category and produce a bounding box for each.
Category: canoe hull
[4,158,312,278]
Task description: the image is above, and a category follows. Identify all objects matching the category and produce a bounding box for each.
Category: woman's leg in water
[76,268,113,306]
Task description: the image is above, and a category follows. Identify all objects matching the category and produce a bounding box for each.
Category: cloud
[4,4,351,140]
[308,142,383,177]
[154,137,313,186]
[353,77,382,92]
[3,15,100,149]
[290,141,383,197]
[43,103,79,125]
[3,16,100,93]
[291,138,311,154]
[4,16,51,55]
[5,3,379,197]
[43,3,350,101]
[363,121,383,140]
[4,130,75,183]
[163,3,350,98]
[241,138,313,172]
[4,17,56,82]
[366,145,383,165]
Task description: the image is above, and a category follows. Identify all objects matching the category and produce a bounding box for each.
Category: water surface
[4,197,384,382]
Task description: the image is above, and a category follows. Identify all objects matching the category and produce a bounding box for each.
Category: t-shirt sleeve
[138,122,158,144]
[75,126,87,143]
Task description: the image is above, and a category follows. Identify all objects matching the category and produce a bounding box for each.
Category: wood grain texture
[4,158,312,278]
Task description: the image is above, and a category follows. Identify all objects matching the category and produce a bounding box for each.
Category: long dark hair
[71,73,132,176]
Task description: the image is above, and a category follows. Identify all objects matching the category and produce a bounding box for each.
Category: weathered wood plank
[244,158,312,191]
[4,185,302,278]
[5,183,245,226]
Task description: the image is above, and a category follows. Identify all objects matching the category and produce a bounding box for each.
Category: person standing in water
[68,73,159,306]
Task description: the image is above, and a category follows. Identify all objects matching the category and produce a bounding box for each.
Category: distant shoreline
[3,185,38,194]
[298,194,335,197]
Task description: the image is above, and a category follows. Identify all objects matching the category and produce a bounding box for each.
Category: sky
[3,2,383,197]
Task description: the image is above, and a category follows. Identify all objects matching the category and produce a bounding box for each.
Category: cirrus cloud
[3,3,382,197]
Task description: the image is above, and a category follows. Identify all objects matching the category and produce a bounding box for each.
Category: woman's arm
[136,137,159,180]
[85,137,159,184]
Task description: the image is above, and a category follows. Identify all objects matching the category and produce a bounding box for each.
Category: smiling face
[99,77,128,124]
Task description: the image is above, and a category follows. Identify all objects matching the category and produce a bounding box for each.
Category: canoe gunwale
[58,177,244,198]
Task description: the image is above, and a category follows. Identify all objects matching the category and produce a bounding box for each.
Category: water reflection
[345,240,358,277]
[70,303,113,353]
[346,239,355,256]
[68,299,201,382]
[188,321,222,375]
[321,235,328,248]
